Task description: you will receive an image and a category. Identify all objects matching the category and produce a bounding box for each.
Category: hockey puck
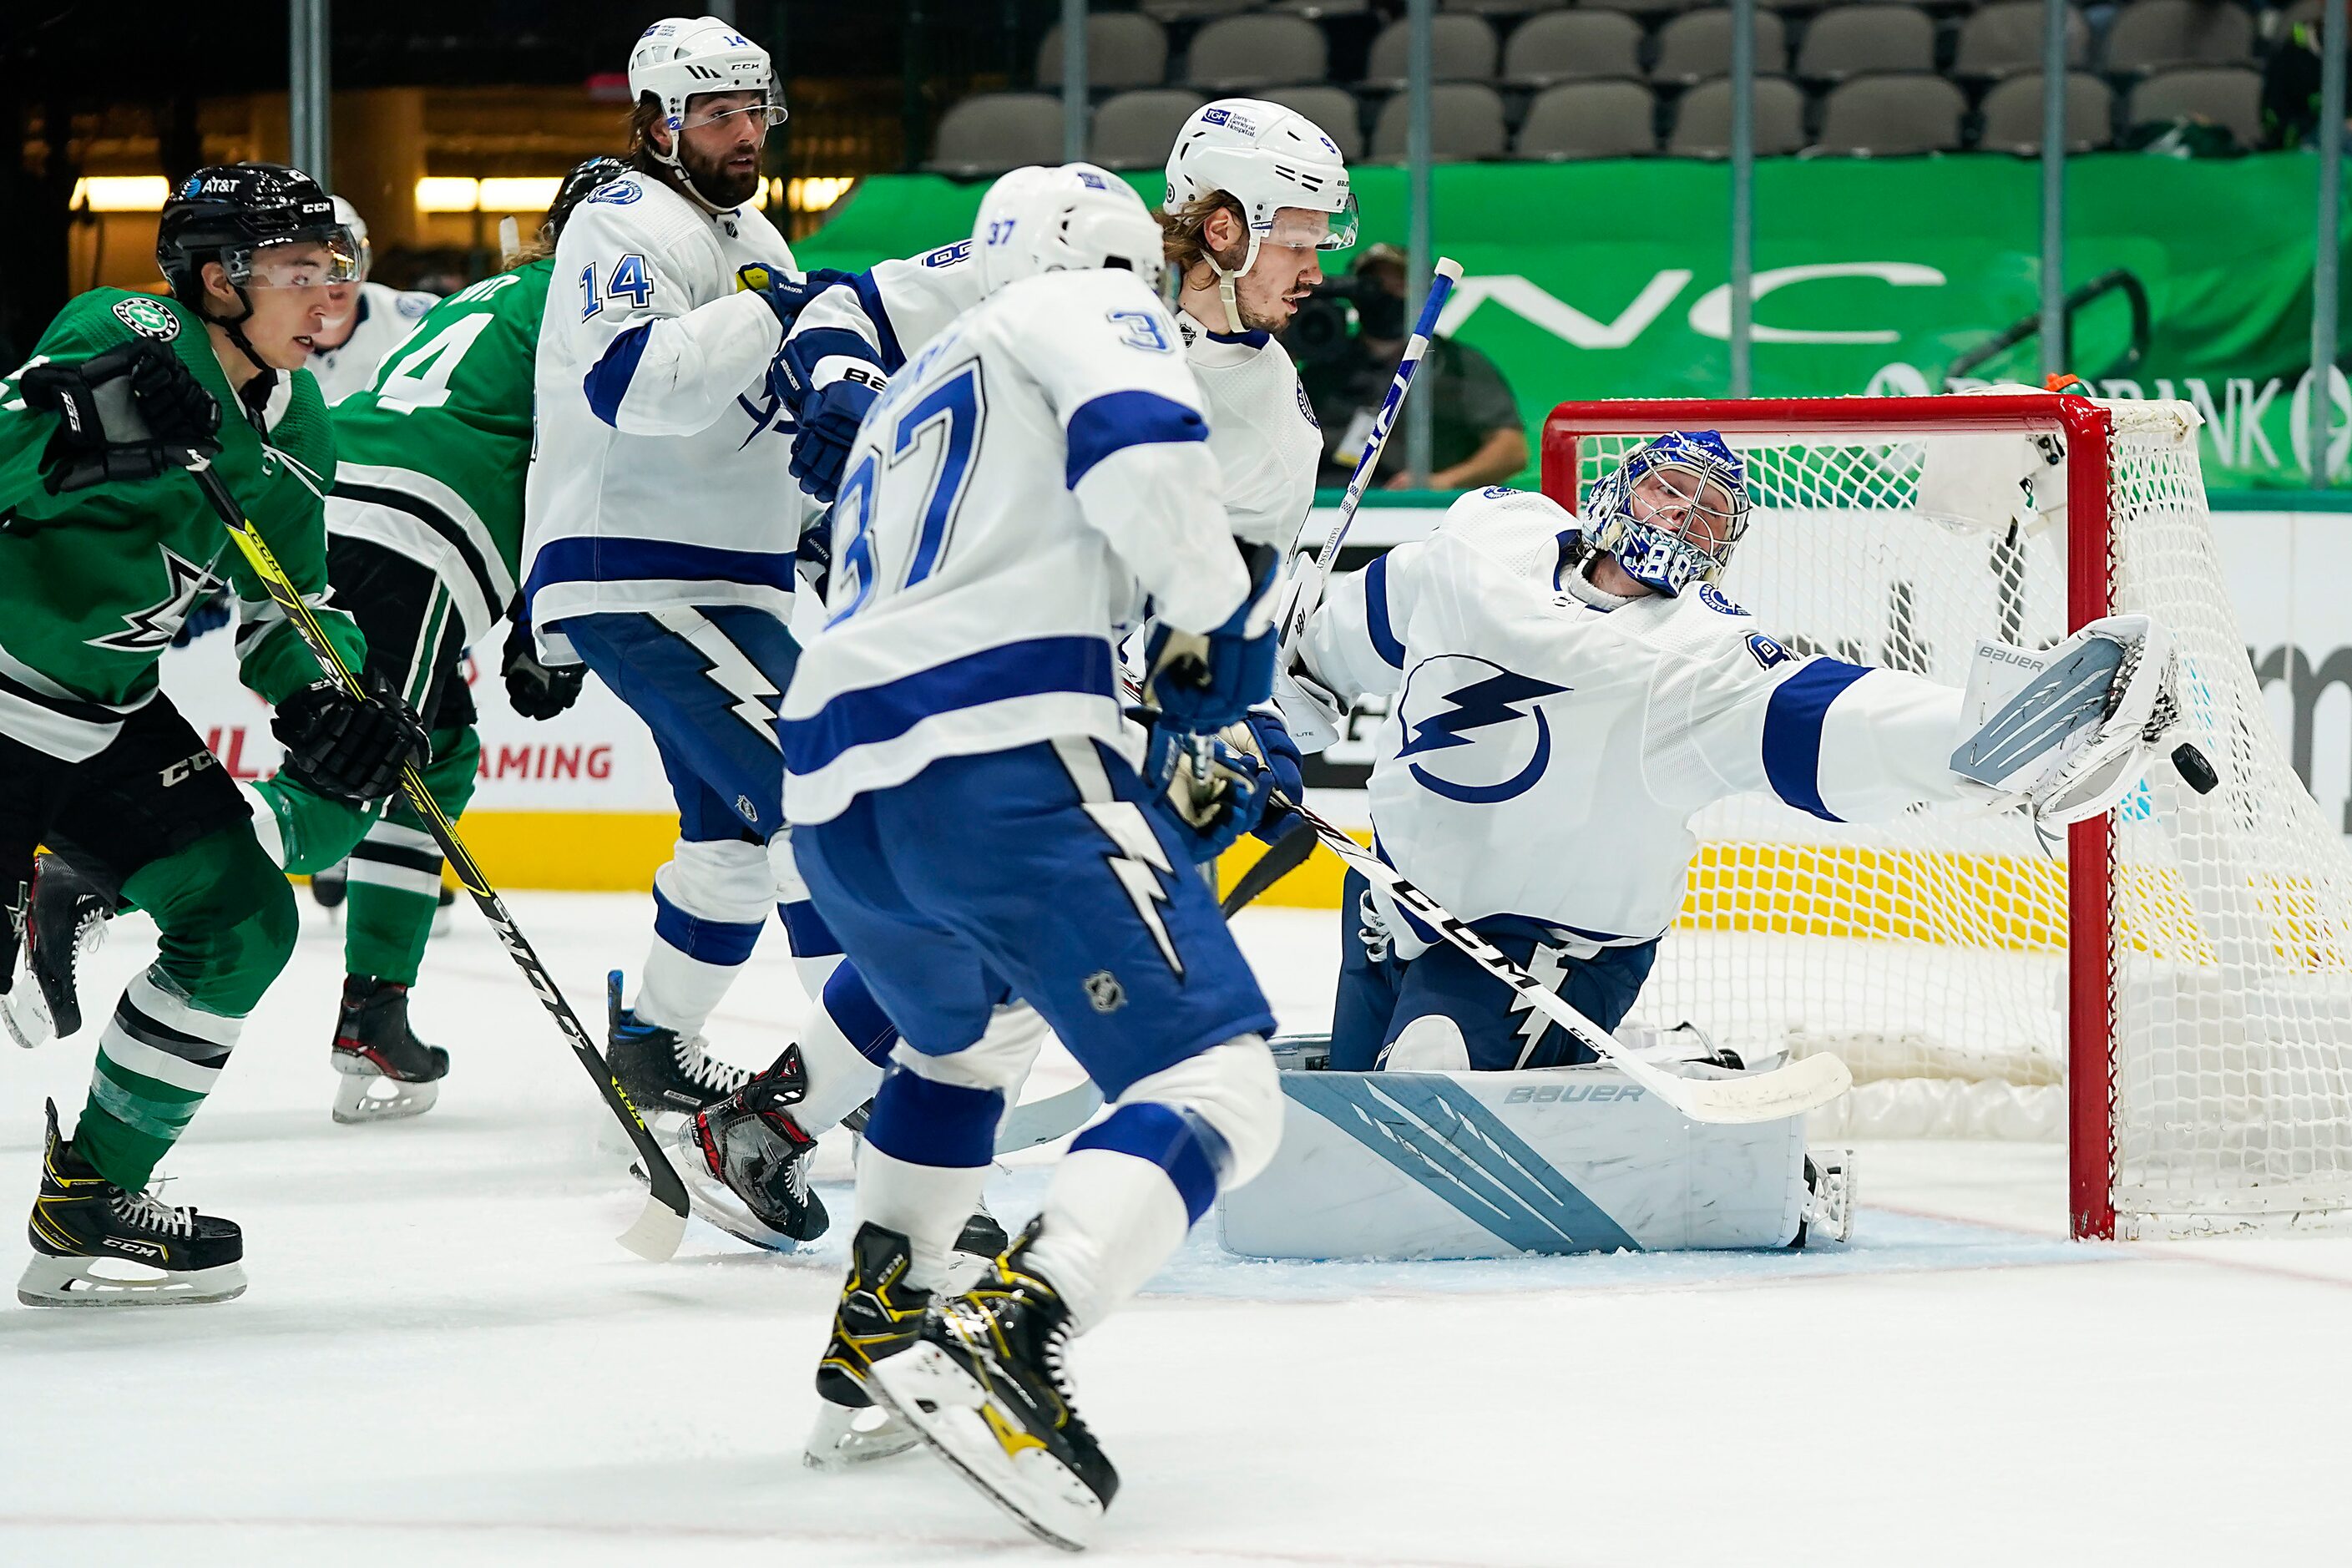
[2172,742,2219,795]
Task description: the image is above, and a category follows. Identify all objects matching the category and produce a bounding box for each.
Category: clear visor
[228,232,362,290]
[1262,194,1359,252]
[681,92,788,130]
[1627,465,1746,565]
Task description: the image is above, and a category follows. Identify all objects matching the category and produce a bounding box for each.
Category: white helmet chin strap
[1208,229,1264,335]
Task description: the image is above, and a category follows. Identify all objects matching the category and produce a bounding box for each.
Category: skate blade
[16,1252,247,1308]
[3,980,55,1050]
[804,1396,923,1469]
[331,1069,440,1125]
[870,1343,1103,1553]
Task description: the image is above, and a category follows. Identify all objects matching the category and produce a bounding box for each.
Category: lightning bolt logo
[1396,658,1567,806]
[87,545,219,654]
[660,609,781,749]
[1506,946,1570,1060]
[1080,801,1184,978]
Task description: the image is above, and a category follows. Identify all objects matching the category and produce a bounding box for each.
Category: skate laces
[113,1186,195,1237]
[675,1035,751,1096]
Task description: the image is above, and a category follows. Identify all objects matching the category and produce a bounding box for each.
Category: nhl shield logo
[112,296,180,342]
[1083,970,1126,1014]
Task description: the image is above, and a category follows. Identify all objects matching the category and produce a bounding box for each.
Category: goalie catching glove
[1950,613,2211,827]
[18,339,222,494]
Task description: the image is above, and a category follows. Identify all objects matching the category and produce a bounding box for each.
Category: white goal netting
[1550,397,2352,1237]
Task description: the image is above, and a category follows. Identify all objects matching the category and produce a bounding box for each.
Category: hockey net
[1541,394,2352,1239]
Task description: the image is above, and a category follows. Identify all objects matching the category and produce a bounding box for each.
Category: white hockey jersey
[307,281,438,404]
[520,169,804,658]
[780,268,1249,826]
[790,242,1319,549]
[1300,487,1970,960]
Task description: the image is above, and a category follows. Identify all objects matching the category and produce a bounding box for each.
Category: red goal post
[1538,393,2352,1242]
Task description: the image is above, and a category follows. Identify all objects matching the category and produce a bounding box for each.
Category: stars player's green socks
[73,826,295,1193]
[341,721,478,985]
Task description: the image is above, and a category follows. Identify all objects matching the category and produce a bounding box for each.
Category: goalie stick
[183,457,690,1262]
[1276,793,1854,1125]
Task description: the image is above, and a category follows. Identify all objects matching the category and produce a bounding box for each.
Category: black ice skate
[604,969,749,1118]
[680,1044,827,1250]
[805,1222,933,1469]
[18,1099,245,1308]
[868,1220,1118,1550]
[331,975,450,1123]
[308,857,347,909]
[3,852,113,1049]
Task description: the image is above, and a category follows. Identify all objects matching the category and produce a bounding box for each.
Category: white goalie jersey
[1298,486,1973,960]
[780,267,1248,826]
[521,169,807,657]
[789,242,1318,549]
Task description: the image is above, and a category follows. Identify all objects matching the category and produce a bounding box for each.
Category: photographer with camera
[1292,243,1526,491]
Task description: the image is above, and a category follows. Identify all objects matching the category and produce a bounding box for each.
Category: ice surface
[4,895,2349,1565]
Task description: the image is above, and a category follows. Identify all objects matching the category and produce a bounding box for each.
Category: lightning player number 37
[828,358,985,624]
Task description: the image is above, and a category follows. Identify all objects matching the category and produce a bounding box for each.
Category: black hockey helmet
[157,163,358,306]
[156,163,358,379]
[540,154,630,248]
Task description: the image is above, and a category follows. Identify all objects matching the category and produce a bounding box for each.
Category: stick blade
[1669,1050,1853,1125]
[616,1191,688,1261]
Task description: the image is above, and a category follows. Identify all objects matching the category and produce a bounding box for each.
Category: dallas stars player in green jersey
[2,163,425,1307]
[283,154,624,1121]
[15,157,623,1130]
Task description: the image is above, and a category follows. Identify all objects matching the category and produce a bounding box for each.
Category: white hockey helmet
[972,163,1166,301]
[330,195,372,281]
[627,16,787,193]
[1164,98,1358,332]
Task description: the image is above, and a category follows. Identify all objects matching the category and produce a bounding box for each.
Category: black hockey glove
[272,671,428,804]
[501,612,584,721]
[18,340,221,494]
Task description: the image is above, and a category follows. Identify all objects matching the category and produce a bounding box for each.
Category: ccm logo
[1504,1083,1646,1105]
[160,751,218,787]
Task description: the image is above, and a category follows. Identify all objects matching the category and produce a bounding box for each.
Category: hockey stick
[1276,256,1464,664]
[182,458,690,1262]
[1277,794,1853,1125]
[1220,815,1316,916]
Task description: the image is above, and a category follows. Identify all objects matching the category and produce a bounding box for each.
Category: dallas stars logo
[87,545,219,654]
[110,296,180,342]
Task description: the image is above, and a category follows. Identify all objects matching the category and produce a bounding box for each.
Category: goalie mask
[1581,431,1752,599]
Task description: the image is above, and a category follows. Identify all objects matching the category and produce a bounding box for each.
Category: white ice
[3,893,2348,1566]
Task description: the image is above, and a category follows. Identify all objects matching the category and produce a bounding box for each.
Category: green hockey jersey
[326,259,551,643]
[0,289,362,762]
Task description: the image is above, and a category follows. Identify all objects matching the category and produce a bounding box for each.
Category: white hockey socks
[1024,1037,1281,1330]
[855,1007,1044,1290]
[633,839,771,1035]
[792,968,893,1133]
